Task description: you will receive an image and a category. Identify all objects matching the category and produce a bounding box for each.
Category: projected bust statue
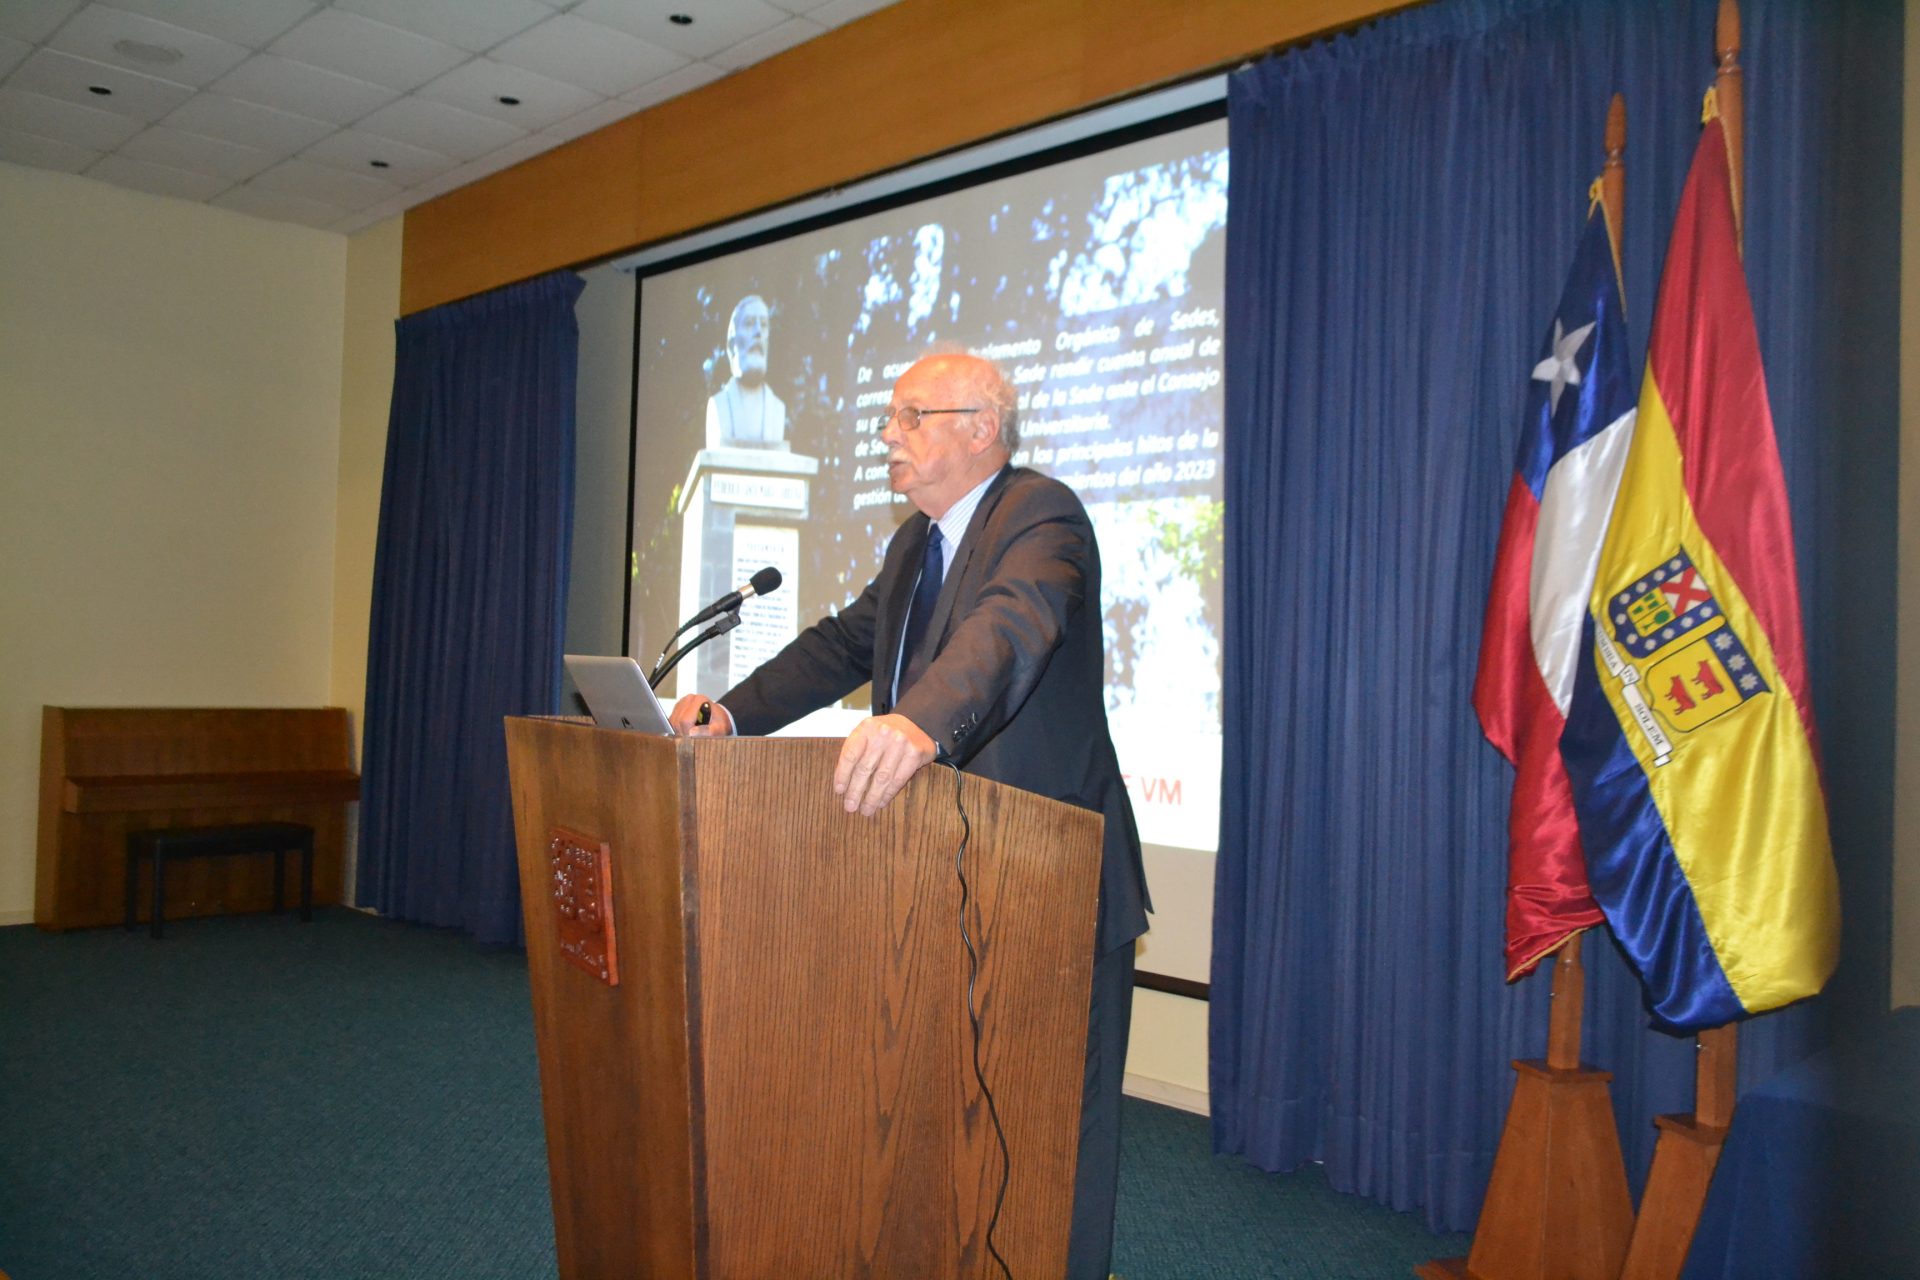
[705,294,788,450]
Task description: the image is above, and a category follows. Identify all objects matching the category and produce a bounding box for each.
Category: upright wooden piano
[35,707,361,930]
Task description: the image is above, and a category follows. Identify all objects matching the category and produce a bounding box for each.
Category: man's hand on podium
[834,714,937,818]
[668,695,735,736]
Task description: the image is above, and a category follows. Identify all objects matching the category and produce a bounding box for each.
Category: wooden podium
[504,718,1104,1279]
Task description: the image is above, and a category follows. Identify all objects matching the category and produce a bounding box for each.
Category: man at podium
[669,350,1148,1280]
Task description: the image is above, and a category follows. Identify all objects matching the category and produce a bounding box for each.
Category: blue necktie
[896,524,944,702]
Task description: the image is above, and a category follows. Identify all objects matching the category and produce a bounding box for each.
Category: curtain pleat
[357,271,585,947]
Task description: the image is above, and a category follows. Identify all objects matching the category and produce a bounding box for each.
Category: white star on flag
[1532,317,1597,414]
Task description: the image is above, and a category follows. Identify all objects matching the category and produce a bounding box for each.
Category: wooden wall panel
[399,0,1414,313]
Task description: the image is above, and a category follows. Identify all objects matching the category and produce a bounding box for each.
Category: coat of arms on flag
[1597,547,1769,745]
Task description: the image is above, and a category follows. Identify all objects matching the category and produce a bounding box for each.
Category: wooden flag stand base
[1616,1025,1736,1280]
[1417,935,1634,1280]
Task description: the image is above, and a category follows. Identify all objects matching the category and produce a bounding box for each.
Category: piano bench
[124,821,315,940]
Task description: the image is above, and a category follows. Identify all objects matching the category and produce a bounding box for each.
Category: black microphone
[670,567,782,641]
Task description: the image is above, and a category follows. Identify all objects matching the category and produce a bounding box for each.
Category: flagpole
[1618,8,1747,1278]
[1602,93,1627,301]
[1420,98,1637,1280]
[1715,0,1744,251]
[1690,0,1745,1144]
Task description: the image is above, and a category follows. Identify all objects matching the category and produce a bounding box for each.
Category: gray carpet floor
[0,910,1465,1278]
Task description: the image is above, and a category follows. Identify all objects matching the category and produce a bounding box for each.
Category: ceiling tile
[0,123,99,171]
[539,96,639,145]
[103,0,314,49]
[303,126,455,186]
[430,135,550,192]
[268,8,466,92]
[707,15,825,71]
[213,181,345,228]
[251,155,398,209]
[333,0,547,55]
[808,0,900,26]
[619,59,725,110]
[161,92,333,151]
[416,56,599,130]
[87,151,231,199]
[356,95,526,161]
[210,53,397,125]
[573,0,787,63]
[48,5,249,88]
[0,0,84,45]
[489,13,682,98]
[330,190,412,233]
[10,47,193,122]
[0,86,142,149]
[765,0,840,13]
[0,34,32,76]
[119,122,277,179]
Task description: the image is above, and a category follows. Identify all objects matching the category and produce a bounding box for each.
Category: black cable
[938,758,1013,1280]
[646,610,741,689]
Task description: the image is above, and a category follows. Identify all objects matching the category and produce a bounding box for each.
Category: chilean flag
[1474,200,1636,980]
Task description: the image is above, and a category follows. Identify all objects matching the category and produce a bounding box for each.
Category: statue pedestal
[676,447,820,698]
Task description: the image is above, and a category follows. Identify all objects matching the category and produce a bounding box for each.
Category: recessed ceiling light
[87,85,112,96]
[497,94,521,106]
[370,160,391,169]
[670,13,694,24]
[112,37,184,66]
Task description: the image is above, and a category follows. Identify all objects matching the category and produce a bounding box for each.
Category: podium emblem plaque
[547,826,620,986]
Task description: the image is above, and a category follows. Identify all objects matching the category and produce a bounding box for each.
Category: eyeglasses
[879,405,980,432]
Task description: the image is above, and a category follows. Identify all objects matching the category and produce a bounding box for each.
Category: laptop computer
[564,655,675,735]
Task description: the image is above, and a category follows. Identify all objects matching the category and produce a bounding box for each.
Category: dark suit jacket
[720,466,1149,953]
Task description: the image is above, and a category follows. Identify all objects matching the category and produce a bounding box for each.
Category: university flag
[1560,99,1839,1031]
[1474,195,1633,979]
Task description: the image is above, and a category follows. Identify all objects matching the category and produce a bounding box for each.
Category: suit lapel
[923,466,1014,656]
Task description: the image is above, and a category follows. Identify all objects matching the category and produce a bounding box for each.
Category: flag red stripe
[1645,118,1814,721]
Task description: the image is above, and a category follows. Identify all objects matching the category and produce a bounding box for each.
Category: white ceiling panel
[355,95,525,161]
[48,5,250,88]
[489,13,682,98]
[252,154,397,208]
[87,151,229,199]
[302,126,454,186]
[268,8,465,93]
[0,34,35,77]
[619,59,725,110]
[120,123,277,179]
[0,123,98,171]
[213,180,345,228]
[102,0,314,49]
[334,0,547,55]
[211,53,396,125]
[417,56,598,130]
[11,47,193,122]
[809,0,900,27]
[0,85,142,148]
[161,92,333,152]
[3,0,886,231]
[707,15,824,71]
[0,0,84,45]
[574,0,788,62]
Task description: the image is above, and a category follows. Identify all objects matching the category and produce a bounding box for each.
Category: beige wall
[0,162,350,921]
[329,216,404,900]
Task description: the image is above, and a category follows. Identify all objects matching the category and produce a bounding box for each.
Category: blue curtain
[1211,0,1899,1233]
[357,271,585,947]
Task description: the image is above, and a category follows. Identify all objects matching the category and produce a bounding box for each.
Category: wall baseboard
[1122,1074,1209,1117]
